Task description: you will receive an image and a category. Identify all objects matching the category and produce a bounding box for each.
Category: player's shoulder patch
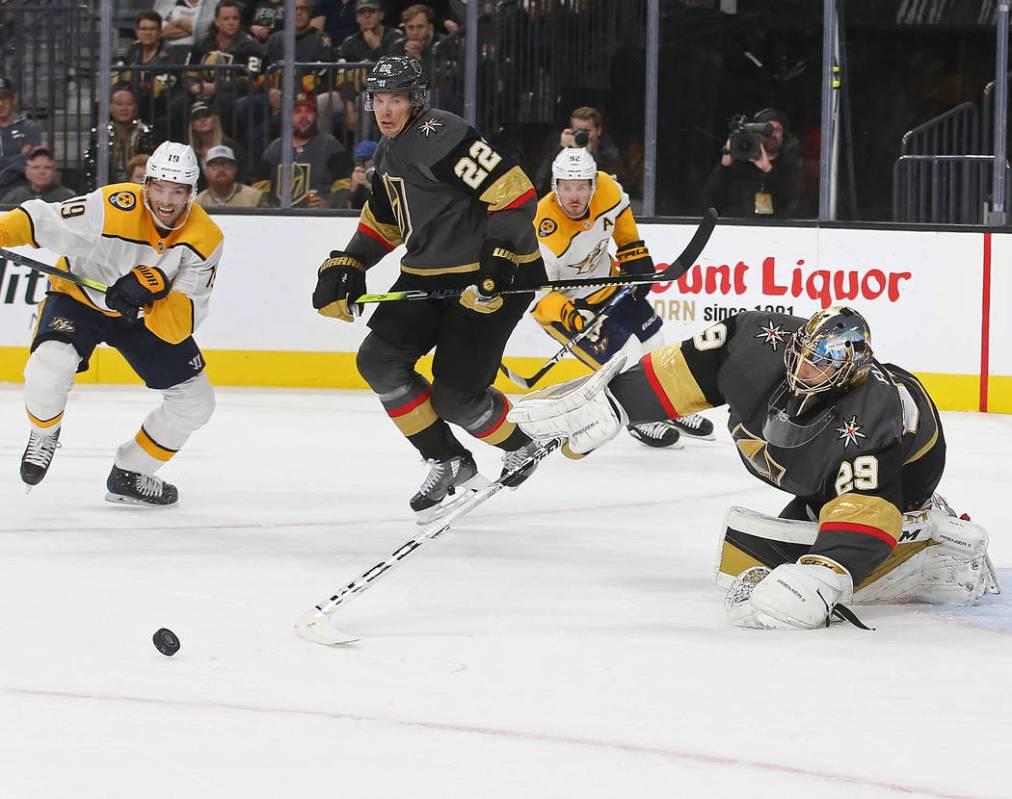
[538,217,557,237]
[107,188,138,212]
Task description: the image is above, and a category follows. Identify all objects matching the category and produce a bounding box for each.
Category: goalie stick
[355,207,718,304]
[498,286,633,390]
[0,247,109,292]
[295,438,563,647]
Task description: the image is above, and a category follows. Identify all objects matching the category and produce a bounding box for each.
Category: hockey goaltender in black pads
[506,306,999,630]
[312,55,548,523]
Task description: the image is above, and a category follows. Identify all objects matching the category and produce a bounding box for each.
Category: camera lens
[573,129,589,147]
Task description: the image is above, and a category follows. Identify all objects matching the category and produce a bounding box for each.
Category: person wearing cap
[701,106,805,218]
[195,145,264,208]
[1,147,74,205]
[254,92,349,207]
[330,138,377,209]
[335,0,402,134]
[187,100,243,186]
[85,85,158,186]
[0,76,44,194]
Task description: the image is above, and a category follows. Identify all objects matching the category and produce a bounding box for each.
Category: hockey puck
[152,628,180,657]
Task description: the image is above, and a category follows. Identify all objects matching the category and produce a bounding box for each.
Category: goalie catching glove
[105,265,171,322]
[460,239,518,314]
[506,354,628,458]
[313,251,367,322]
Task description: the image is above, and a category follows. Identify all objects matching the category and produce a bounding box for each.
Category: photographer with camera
[701,107,803,218]
[535,106,626,196]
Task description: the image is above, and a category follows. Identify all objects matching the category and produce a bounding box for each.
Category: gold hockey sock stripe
[472,392,516,445]
[387,386,440,437]
[135,426,178,462]
[26,408,63,429]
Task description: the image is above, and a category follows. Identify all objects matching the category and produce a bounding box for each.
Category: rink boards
[0,215,1008,412]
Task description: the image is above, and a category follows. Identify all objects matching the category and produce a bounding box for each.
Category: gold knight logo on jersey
[108,191,136,211]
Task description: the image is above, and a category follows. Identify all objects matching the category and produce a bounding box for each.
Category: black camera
[573,129,590,147]
[727,115,773,162]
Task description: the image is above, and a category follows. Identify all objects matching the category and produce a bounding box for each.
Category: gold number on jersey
[834,455,879,495]
[692,322,727,351]
[383,174,413,243]
[453,139,501,190]
[59,197,87,219]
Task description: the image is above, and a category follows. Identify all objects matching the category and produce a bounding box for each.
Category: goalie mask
[552,147,597,219]
[363,55,428,112]
[764,307,873,447]
[142,141,199,231]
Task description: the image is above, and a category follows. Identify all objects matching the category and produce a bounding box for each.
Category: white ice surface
[1,383,1010,799]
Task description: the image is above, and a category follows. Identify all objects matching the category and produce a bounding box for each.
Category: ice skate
[626,421,682,449]
[105,466,179,507]
[20,427,61,489]
[668,413,715,440]
[499,439,543,488]
[410,452,490,523]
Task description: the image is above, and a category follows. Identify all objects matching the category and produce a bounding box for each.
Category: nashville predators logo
[49,316,75,333]
[538,218,557,237]
[569,239,609,275]
[108,191,136,211]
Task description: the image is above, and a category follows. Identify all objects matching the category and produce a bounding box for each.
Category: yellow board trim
[0,348,1006,411]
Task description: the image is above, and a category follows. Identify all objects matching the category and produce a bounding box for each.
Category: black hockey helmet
[363,55,428,111]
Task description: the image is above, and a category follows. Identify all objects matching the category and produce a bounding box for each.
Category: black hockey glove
[313,251,367,323]
[105,265,171,322]
[615,240,654,299]
[476,238,518,298]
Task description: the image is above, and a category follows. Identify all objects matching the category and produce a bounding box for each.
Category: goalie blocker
[719,504,1000,630]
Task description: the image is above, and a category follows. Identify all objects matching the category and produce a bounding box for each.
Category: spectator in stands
[158,0,214,54]
[254,92,350,208]
[85,86,158,186]
[187,100,243,186]
[391,4,443,77]
[115,11,179,129]
[535,106,625,196]
[331,138,376,209]
[266,0,337,132]
[334,0,401,134]
[310,0,358,48]
[244,0,285,43]
[0,76,43,195]
[701,107,804,219]
[127,153,150,184]
[0,147,74,204]
[195,144,265,207]
[186,0,265,135]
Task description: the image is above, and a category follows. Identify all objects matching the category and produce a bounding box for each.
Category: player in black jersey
[312,55,548,522]
[508,306,998,629]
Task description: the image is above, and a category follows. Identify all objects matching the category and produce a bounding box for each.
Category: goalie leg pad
[727,556,854,630]
[506,354,628,456]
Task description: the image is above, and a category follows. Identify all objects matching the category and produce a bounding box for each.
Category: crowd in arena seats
[0,0,806,218]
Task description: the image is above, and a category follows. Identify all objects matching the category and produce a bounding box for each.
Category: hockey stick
[498,286,633,390]
[356,207,718,304]
[295,437,563,646]
[0,247,109,292]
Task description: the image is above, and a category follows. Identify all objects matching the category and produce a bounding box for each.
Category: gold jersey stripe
[646,344,710,416]
[479,166,535,212]
[400,262,479,276]
[135,427,177,462]
[26,408,64,429]
[819,494,903,543]
[361,202,403,247]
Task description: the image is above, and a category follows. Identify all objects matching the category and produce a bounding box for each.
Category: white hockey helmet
[552,147,597,212]
[143,141,199,230]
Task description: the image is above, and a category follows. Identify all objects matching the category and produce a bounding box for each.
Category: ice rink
[1,382,1010,799]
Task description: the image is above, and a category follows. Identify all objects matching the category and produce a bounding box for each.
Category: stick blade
[294,610,360,646]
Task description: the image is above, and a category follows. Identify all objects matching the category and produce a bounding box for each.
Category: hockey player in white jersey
[531,148,713,448]
[0,141,223,506]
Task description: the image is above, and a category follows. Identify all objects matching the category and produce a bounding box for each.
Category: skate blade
[413,473,492,525]
[104,492,178,508]
[294,610,360,646]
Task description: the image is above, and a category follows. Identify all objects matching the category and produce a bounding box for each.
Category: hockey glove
[313,251,367,322]
[476,238,518,298]
[615,240,654,299]
[105,265,171,322]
